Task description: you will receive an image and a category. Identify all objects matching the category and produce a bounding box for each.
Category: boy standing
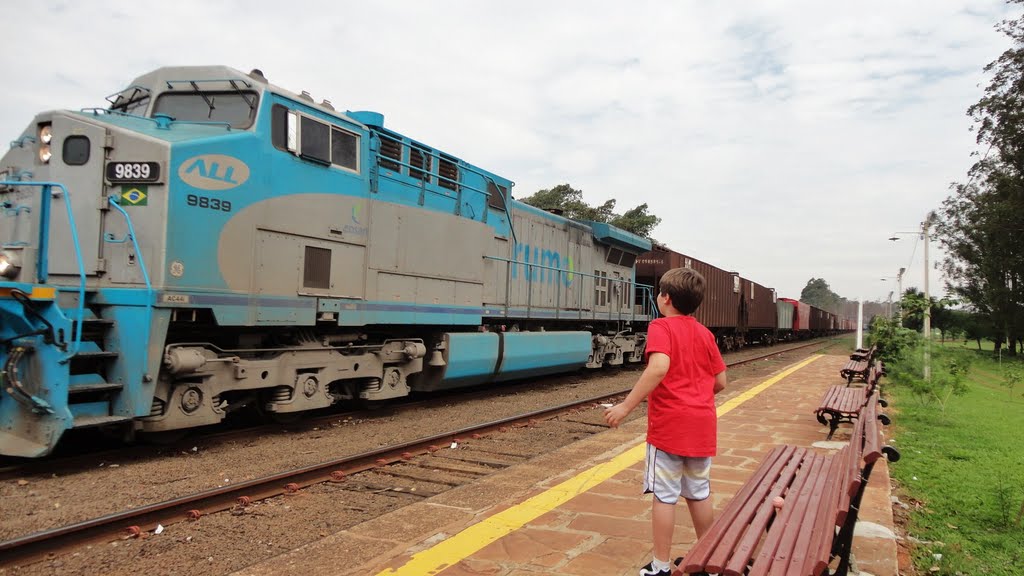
[604,267,727,576]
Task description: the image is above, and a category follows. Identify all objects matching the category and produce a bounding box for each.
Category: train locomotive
[0,66,656,457]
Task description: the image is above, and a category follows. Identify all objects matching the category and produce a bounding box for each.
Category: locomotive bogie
[143,338,427,432]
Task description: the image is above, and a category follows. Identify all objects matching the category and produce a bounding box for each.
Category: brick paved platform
[234,352,897,576]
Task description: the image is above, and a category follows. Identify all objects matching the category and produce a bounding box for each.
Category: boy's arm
[714,369,727,394]
[603,352,670,428]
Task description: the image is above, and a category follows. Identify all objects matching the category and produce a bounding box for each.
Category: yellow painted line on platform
[374,354,823,576]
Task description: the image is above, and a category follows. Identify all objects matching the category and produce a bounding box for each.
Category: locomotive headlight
[38,124,53,144]
[39,145,52,164]
[0,250,22,279]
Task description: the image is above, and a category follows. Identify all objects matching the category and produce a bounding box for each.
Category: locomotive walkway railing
[0,181,86,362]
[483,255,656,323]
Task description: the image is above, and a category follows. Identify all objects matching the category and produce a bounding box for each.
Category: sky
[1,0,1018,304]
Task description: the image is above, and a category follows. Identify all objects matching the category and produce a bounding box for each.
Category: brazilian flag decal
[121,185,148,206]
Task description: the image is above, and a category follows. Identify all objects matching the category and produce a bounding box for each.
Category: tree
[900,288,932,332]
[519,184,661,238]
[937,1,1024,356]
[962,310,993,349]
[610,203,661,238]
[800,278,841,312]
[930,298,961,343]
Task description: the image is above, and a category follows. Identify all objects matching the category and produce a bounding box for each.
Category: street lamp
[880,267,906,320]
[889,213,936,379]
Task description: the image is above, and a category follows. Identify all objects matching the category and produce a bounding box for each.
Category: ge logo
[170,261,185,277]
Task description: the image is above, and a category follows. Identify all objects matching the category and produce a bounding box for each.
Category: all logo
[178,154,250,190]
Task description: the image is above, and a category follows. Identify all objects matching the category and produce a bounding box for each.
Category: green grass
[888,349,1024,575]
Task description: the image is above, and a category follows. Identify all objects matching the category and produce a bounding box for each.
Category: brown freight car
[636,245,749,350]
[808,304,833,335]
[740,277,779,345]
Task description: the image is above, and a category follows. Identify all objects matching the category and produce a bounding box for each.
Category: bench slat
[722,450,815,576]
[704,446,807,573]
[747,452,828,576]
[682,445,797,573]
[780,453,837,576]
[811,449,848,575]
[862,398,883,464]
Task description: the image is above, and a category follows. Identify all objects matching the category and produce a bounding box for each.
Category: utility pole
[922,216,932,380]
[897,267,905,326]
[856,299,864,350]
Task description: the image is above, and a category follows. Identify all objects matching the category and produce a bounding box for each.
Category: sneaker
[639,557,683,576]
[638,561,671,576]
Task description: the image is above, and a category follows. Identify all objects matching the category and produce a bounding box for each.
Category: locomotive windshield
[152,91,258,129]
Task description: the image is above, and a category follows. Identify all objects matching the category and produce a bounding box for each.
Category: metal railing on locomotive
[482,255,657,324]
[1,181,157,417]
[0,181,88,361]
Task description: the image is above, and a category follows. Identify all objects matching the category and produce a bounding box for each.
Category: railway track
[0,339,832,567]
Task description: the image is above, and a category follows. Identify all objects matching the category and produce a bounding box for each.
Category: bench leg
[816,411,843,440]
[827,421,839,441]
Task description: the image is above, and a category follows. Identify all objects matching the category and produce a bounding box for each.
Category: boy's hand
[604,403,632,428]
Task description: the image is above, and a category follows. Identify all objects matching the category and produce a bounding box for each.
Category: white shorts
[643,444,711,504]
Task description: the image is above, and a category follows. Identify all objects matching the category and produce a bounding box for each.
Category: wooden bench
[848,345,876,363]
[839,358,870,384]
[814,386,869,440]
[866,360,887,397]
[840,346,876,384]
[677,400,900,576]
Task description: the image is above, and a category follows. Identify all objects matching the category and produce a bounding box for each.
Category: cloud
[0,0,1017,305]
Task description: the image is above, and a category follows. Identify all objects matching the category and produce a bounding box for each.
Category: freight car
[636,244,744,350]
[636,245,782,350]
[777,298,843,340]
[0,66,655,457]
[740,277,778,346]
[639,246,851,346]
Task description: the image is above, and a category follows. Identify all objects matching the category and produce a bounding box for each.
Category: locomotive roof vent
[299,91,314,102]
[248,68,268,83]
[348,111,385,127]
[321,99,335,110]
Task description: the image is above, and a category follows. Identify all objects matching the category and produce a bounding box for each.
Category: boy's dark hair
[659,267,705,315]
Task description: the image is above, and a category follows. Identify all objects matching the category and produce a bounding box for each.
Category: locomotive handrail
[80,108,234,131]
[106,195,154,379]
[483,255,653,322]
[0,181,86,362]
[106,197,153,292]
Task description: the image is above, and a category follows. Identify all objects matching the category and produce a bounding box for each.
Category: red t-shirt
[644,315,726,457]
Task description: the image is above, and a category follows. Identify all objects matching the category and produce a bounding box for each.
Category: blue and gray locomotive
[0,66,654,457]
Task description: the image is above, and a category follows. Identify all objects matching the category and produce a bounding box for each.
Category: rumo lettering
[511,244,574,286]
[178,154,250,190]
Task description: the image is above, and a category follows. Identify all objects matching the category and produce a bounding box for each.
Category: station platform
[234,352,899,576]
